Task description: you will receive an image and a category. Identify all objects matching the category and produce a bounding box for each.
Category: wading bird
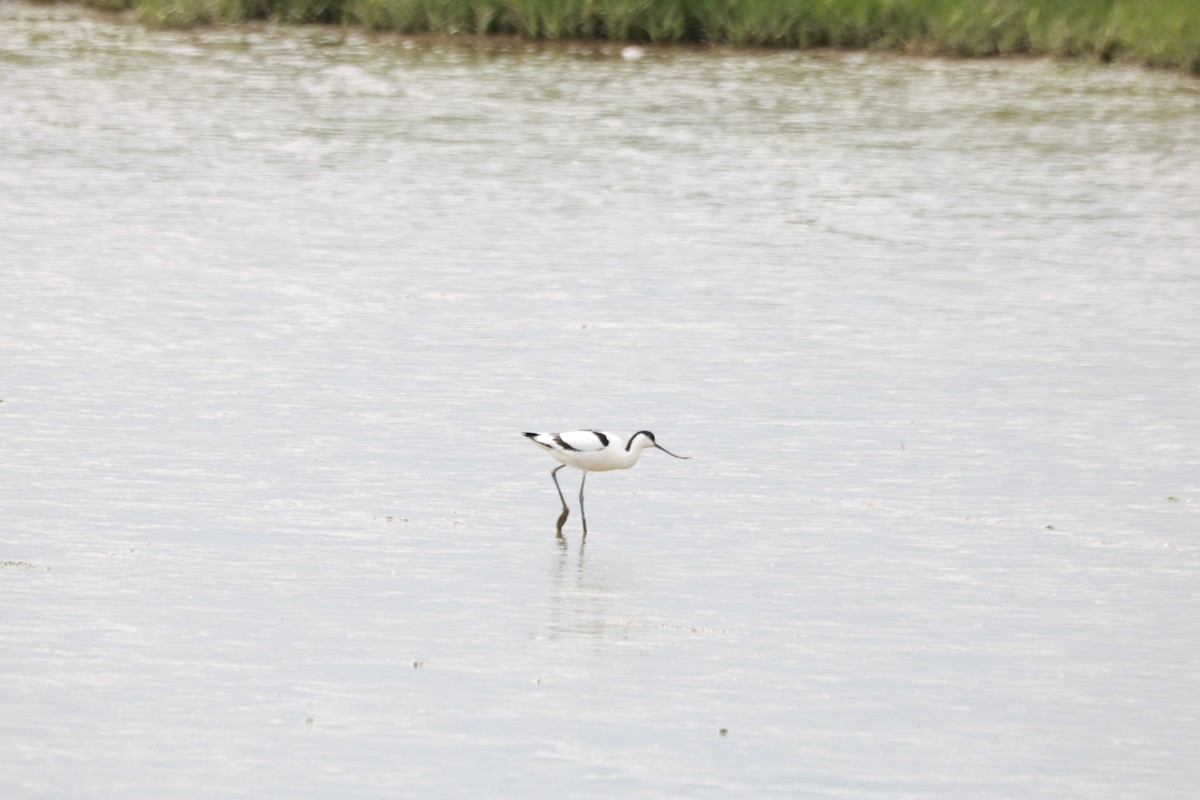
[523,430,690,537]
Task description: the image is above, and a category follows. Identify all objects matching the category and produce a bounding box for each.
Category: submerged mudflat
[2,2,1198,797]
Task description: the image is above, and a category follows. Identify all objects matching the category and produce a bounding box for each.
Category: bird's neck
[621,439,652,467]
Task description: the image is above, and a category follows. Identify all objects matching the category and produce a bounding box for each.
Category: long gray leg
[579,471,588,538]
[551,465,570,538]
[551,465,570,511]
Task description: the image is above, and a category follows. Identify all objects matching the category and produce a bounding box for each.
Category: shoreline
[46,0,1200,74]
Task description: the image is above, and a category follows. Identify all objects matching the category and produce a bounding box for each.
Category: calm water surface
[2,1,1198,797]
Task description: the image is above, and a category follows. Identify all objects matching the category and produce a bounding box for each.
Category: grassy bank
[78,0,1200,73]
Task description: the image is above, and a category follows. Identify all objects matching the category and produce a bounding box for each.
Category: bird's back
[524,430,632,470]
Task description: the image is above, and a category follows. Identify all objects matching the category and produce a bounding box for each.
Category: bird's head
[629,430,690,459]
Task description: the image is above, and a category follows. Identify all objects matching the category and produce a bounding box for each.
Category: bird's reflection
[551,529,586,578]
[546,529,628,639]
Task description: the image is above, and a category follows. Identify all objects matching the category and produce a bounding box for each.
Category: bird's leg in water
[579,471,588,538]
[552,465,569,538]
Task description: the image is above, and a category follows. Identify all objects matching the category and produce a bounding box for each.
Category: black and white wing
[524,430,612,453]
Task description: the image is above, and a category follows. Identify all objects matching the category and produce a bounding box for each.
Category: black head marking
[626,430,656,451]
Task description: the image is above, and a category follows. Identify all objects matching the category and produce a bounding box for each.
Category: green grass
[77,0,1200,73]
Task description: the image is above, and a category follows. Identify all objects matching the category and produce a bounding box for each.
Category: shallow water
[2,2,1198,797]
